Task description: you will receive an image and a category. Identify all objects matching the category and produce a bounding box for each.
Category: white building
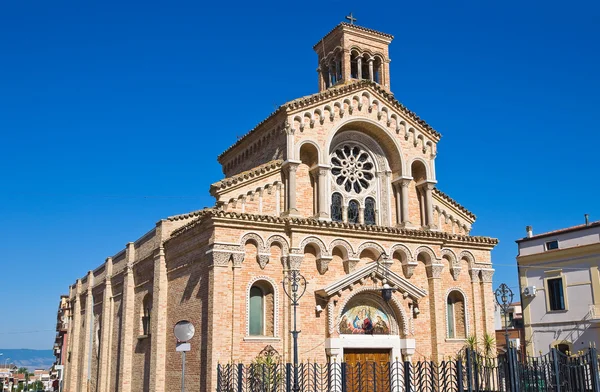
[517,216,600,355]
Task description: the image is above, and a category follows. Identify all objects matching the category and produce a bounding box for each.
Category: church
[61,21,498,392]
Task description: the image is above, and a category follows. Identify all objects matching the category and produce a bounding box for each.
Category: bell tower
[313,18,394,92]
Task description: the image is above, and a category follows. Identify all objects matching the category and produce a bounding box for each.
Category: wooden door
[344,349,390,391]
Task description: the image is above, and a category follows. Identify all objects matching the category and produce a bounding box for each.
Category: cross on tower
[345,13,357,25]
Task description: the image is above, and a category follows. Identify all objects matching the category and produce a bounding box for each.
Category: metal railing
[217,347,600,392]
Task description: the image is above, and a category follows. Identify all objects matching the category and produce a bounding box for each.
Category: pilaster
[80,271,94,392]
[67,280,82,392]
[426,263,445,361]
[98,259,113,392]
[149,247,168,392]
[118,243,135,392]
[469,268,482,342]
[480,268,495,337]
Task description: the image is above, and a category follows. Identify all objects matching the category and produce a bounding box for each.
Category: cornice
[517,242,600,265]
[166,209,498,247]
[312,23,394,50]
[433,188,476,221]
[209,160,283,196]
[217,109,287,162]
[284,81,441,140]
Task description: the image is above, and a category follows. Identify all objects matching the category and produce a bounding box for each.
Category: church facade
[61,22,498,392]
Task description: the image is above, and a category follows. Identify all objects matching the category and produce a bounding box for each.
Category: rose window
[330,145,375,194]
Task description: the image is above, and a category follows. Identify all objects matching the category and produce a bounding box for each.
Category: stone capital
[469,268,481,283]
[480,268,495,283]
[402,261,418,279]
[426,263,444,279]
[257,253,270,269]
[316,256,333,275]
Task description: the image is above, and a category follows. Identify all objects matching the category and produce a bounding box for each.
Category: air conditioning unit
[523,286,537,297]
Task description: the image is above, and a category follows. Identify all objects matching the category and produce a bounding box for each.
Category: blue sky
[0,0,598,349]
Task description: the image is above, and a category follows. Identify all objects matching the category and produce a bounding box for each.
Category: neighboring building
[517,216,600,356]
[60,21,498,392]
[53,295,70,392]
[494,301,525,353]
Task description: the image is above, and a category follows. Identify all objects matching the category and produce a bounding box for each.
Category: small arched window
[350,53,359,79]
[348,200,359,224]
[142,293,152,336]
[331,193,343,222]
[249,286,264,336]
[248,281,275,336]
[447,290,466,339]
[364,197,376,225]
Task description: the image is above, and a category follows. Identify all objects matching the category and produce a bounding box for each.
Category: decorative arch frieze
[414,246,438,264]
[329,239,356,259]
[390,244,416,278]
[389,244,414,262]
[356,241,386,258]
[298,236,330,257]
[265,234,290,254]
[245,276,280,337]
[441,249,461,281]
[458,250,476,268]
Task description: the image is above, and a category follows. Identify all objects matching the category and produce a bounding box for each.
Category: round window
[330,144,375,194]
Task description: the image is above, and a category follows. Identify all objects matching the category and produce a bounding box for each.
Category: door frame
[325,335,415,363]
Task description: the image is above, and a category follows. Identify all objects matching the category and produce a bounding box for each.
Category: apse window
[545,240,559,251]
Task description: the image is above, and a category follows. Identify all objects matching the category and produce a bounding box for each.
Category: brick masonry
[59,22,498,392]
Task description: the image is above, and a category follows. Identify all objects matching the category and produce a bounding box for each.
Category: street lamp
[282,269,307,392]
[375,252,395,301]
[494,283,514,350]
[173,320,195,392]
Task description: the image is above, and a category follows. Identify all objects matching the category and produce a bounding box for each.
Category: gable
[315,261,427,300]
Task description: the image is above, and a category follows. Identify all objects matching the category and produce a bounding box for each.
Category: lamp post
[375,252,395,301]
[282,269,307,392]
[494,283,514,350]
[173,320,195,392]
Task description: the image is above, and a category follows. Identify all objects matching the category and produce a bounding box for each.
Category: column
[328,64,333,86]
[394,183,402,225]
[284,162,300,216]
[317,166,329,219]
[368,58,374,81]
[417,181,436,228]
[67,280,82,392]
[357,57,362,79]
[426,263,446,362]
[149,247,168,392]
[80,271,94,392]
[400,179,411,226]
[98,259,113,392]
[118,243,135,392]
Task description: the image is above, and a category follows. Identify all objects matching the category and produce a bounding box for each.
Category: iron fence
[216,347,600,392]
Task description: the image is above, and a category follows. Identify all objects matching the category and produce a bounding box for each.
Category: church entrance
[343,349,390,391]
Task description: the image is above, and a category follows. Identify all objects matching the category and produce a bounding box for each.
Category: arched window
[249,286,264,335]
[331,193,343,222]
[141,293,152,336]
[447,290,466,339]
[348,200,359,224]
[364,197,376,225]
[248,280,275,336]
[350,53,359,79]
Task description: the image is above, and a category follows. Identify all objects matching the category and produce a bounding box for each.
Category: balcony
[589,304,600,322]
